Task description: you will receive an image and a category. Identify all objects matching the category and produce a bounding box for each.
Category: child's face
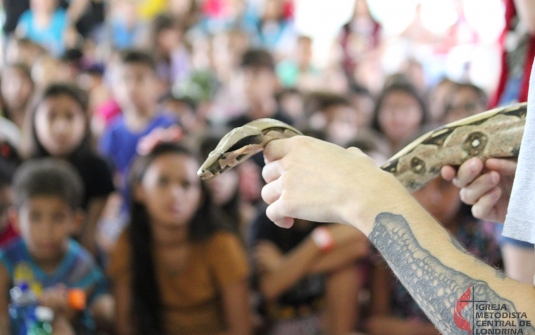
[157,28,182,54]
[242,67,277,103]
[114,63,159,113]
[413,177,462,227]
[16,196,77,262]
[30,0,58,13]
[325,104,358,146]
[443,87,486,124]
[136,153,202,228]
[1,68,33,110]
[378,91,423,145]
[350,94,374,129]
[35,94,86,156]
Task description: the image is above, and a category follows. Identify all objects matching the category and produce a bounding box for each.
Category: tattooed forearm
[369,213,535,335]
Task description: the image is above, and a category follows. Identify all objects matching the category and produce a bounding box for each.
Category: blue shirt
[99,113,178,176]
[0,237,107,330]
[17,9,68,56]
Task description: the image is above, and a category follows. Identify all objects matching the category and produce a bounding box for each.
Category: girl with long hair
[108,141,252,335]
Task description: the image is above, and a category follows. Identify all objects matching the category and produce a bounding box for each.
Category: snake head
[198,118,302,180]
[197,124,264,180]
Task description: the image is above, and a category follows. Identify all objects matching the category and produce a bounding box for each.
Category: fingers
[459,171,500,204]
[264,138,292,164]
[262,161,284,184]
[452,157,484,188]
[471,186,502,219]
[266,200,294,228]
[485,158,517,175]
[441,165,456,181]
[261,178,282,205]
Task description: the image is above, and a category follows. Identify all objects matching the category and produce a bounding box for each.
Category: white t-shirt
[503,62,535,244]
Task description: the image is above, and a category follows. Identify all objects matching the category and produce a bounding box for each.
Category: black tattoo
[369,212,535,335]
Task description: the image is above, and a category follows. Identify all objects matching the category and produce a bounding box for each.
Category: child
[370,81,428,155]
[200,133,257,241]
[0,159,112,334]
[309,93,359,147]
[108,142,252,335]
[149,13,190,88]
[250,211,368,335]
[16,0,70,56]
[99,49,178,181]
[28,83,115,256]
[226,49,292,170]
[1,63,35,131]
[442,82,488,124]
[227,48,291,129]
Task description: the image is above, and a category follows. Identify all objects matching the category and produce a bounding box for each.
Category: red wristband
[311,226,334,252]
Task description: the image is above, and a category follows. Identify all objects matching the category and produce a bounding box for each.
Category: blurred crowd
[0,0,531,334]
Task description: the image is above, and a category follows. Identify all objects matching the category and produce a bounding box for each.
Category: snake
[198,102,527,193]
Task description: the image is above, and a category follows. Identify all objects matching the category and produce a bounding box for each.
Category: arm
[368,261,392,317]
[218,279,252,335]
[80,197,108,256]
[366,316,439,335]
[514,0,535,34]
[0,264,10,335]
[257,224,365,299]
[256,238,320,300]
[113,279,134,335]
[261,137,535,334]
[66,0,89,24]
[90,294,115,334]
[307,236,368,274]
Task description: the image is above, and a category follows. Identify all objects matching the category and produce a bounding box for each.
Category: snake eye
[226,134,262,153]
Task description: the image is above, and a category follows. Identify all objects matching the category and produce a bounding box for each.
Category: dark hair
[443,82,488,118]
[159,91,198,111]
[349,83,373,98]
[316,92,352,111]
[119,49,157,72]
[12,158,84,210]
[2,62,32,83]
[152,13,181,35]
[240,48,275,71]
[370,81,428,134]
[61,48,84,64]
[199,134,241,228]
[127,142,232,334]
[0,63,34,120]
[29,83,91,159]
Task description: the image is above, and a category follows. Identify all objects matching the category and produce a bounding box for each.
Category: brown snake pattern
[198,103,527,193]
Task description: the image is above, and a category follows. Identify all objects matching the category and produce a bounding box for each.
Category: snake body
[198,103,527,193]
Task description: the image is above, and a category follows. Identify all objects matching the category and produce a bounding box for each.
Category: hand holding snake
[198,103,526,230]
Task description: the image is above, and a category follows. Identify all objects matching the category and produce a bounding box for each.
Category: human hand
[39,284,70,316]
[254,241,283,273]
[441,157,517,223]
[261,136,410,234]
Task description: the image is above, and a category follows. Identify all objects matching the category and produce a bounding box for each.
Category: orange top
[108,230,249,335]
